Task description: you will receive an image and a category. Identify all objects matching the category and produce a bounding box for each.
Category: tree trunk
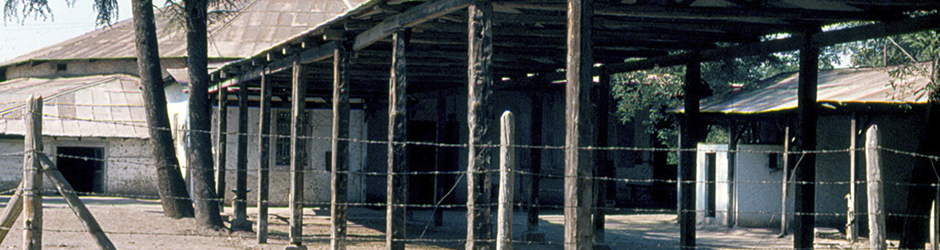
[184,0,224,229]
[131,0,194,219]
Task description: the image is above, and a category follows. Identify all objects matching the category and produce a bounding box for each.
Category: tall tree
[3,0,195,218]
[132,0,195,218]
[183,0,224,229]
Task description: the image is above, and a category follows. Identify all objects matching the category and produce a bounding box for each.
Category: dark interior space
[56,147,104,194]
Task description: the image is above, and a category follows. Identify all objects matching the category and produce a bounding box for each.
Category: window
[275,110,306,166]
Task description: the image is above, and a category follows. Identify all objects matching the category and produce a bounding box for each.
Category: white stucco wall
[0,137,157,196]
[210,107,366,207]
[734,144,787,228]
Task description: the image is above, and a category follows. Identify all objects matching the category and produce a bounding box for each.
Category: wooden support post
[433,90,446,227]
[526,90,542,238]
[497,111,515,250]
[257,70,272,243]
[866,125,885,250]
[38,154,115,250]
[565,0,595,249]
[594,69,611,243]
[0,182,23,244]
[781,126,790,236]
[216,87,228,212]
[288,60,308,249]
[794,28,819,250]
[331,41,351,250]
[232,76,250,231]
[678,59,703,250]
[848,113,857,242]
[23,95,42,250]
[467,1,494,249]
[726,122,738,227]
[387,29,409,250]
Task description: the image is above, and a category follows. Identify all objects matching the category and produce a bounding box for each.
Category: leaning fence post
[23,95,43,250]
[865,125,885,250]
[497,111,515,250]
[0,181,24,244]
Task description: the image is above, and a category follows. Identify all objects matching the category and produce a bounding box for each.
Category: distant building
[684,64,930,232]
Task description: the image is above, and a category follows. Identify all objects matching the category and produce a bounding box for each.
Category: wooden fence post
[287,60,308,250]
[497,111,515,250]
[232,76,250,231]
[331,41,351,250]
[38,154,115,250]
[565,0,596,249]
[23,95,43,250]
[387,29,409,250]
[257,70,272,243]
[0,182,23,244]
[866,125,885,250]
[467,1,494,249]
[215,87,227,213]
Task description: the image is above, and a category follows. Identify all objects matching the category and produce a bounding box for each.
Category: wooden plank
[793,29,819,250]
[678,59,702,250]
[256,71,272,243]
[288,60,308,248]
[0,182,23,245]
[848,113,858,242]
[565,0,595,249]
[353,0,470,50]
[23,95,42,250]
[781,126,789,235]
[215,87,228,212]
[38,154,116,250]
[866,125,885,250]
[594,69,611,243]
[467,1,494,249]
[607,13,940,73]
[331,42,351,250]
[386,29,410,250]
[726,122,738,227]
[232,76,250,231]
[497,111,515,250]
[215,41,339,90]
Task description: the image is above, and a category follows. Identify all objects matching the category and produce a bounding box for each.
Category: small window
[325,151,332,172]
[56,63,67,72]
[275,110,307,166]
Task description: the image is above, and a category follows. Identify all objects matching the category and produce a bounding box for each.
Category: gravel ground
[0,196,884,249]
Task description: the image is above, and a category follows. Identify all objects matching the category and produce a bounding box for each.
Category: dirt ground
[0,196,888,249]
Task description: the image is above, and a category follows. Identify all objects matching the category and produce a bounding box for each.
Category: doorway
[407,121,459,205]
[56,147,105,194]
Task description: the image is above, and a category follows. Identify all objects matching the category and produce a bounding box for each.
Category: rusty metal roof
[0,0,361,67]
[0,74,149,138]
[674,64,932,115]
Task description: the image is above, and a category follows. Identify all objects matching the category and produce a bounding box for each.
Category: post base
[231,218,253,232]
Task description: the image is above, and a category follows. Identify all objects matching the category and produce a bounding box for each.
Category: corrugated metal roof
[0,0,361,66]
[674,64,931,114]
[0,74,149,138]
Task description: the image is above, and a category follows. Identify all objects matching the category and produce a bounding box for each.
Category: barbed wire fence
[1,110,940,249]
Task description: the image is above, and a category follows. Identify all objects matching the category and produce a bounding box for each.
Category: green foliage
[3,0,118,27]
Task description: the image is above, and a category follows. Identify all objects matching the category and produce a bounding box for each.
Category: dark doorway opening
[408,121,459,205]
[705,152,717,218]
[56,147,105,194]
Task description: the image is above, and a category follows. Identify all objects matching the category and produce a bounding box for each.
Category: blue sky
[1,0,133,62]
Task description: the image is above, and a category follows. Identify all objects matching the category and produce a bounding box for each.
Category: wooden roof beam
[353,0,470,50]
[496,2,897,21]
[215,41,339,90]
[607,13,940,73]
